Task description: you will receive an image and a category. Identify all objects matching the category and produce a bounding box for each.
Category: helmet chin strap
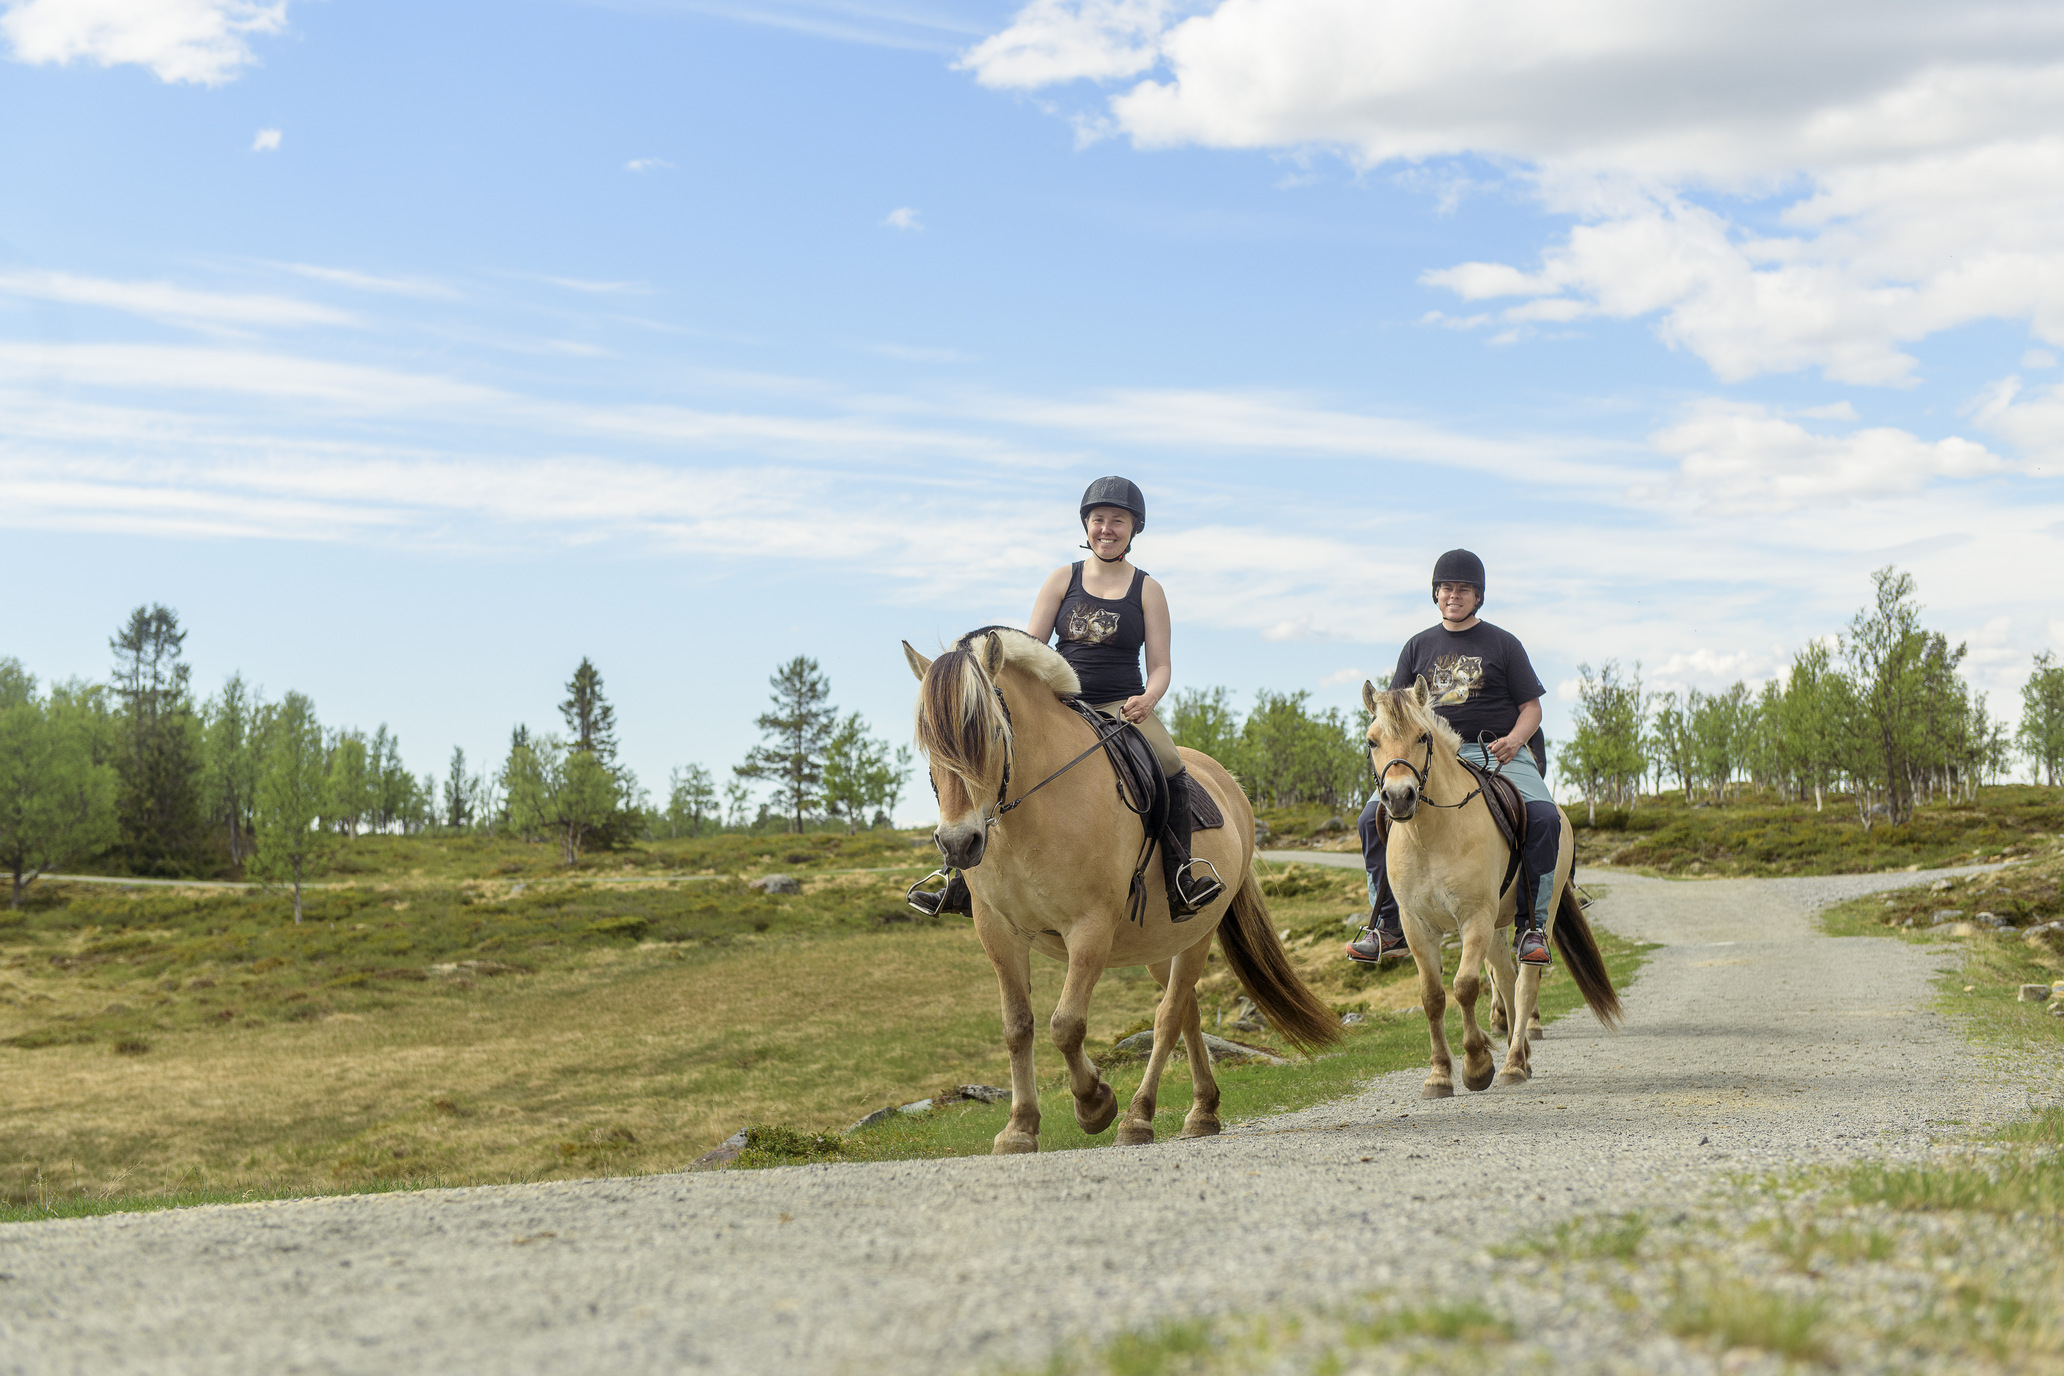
[1080,541,1131,563]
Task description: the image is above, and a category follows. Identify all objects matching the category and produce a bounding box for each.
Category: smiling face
[1434,581,1481,624]
[1083,505,1136,561]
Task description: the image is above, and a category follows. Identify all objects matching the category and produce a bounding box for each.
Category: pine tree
[109,605,207,875]
[559,659,619,763]
[734,656,837,832]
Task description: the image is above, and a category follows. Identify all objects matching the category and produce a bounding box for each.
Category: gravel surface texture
[1,864,2047,1376]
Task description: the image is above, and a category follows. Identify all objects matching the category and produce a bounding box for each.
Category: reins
[1373,728,1507,812]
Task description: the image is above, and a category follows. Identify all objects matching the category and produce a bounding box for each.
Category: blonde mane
[1367,684,1462,755]
[913,626,1081,796]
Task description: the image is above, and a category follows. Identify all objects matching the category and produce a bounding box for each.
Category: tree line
[1562,567,2064,826]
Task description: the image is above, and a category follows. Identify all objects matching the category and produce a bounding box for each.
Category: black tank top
[1053,561,1147,702]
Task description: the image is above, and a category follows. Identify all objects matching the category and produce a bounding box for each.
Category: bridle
[1373,729,1503,814]
[924,680,1119,824]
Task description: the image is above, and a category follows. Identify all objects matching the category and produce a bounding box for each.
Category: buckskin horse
[904,627,1339,1151]
[1363,678,1621,1097]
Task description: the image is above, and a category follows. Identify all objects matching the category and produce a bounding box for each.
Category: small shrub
[112,1038,152,1056]
[584,916,650,941]
[734,1124,847,1169]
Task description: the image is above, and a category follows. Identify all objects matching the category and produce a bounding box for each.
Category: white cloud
[966,1,2064,386]
[2024,349,2058,369]
[1644,402,2007,513]
[1318,667,1367,688]
[0,270,352,331]
[624,157,674,173]
[881,206,924,231]
[251,127,280,152]
[275,263,461,300]
[3,0,288,85]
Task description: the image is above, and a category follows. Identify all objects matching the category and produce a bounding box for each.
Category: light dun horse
[1363,679,1621,1098]
[906,627,1340,1152]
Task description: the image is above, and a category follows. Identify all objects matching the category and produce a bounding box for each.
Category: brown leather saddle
[1056,701,1224,924]
[1371,754,1527,896]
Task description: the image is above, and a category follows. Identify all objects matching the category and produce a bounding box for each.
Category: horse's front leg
[1487,926,1529,1086]
[1406,914,1454,1099]
[1454,914,1496,1092]
[1052,923,1119,1135]
[1118,936,1213,1145]
[973,913,1040,1154]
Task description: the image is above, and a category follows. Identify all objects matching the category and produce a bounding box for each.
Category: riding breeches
[1089,701,1182,777]
[1358,746,1561,934]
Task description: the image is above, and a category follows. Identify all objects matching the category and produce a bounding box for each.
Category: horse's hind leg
[1488,933,1530,1086]
[974,915,1041,1154]
[1119,937,1212,1146]
[1176,959,1220,1139]
[1052,926,1119,1135]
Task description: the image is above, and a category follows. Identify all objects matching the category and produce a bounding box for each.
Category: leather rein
[1374,729,1505,813]
[928,686,1144,823]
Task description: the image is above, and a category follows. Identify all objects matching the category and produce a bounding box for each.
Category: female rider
[1026,476,1224,915]
[1344,548,1560,967]
[908,477,1223,919]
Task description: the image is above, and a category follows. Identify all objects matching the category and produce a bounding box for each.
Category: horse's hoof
[1115,1119,1155,1146]
[992,1131,1038,1155]
[1074,1082,1120,1134]
[1495,1070,1528,1088]
[1527,1027,1544,1043]
[1464,1068,1495,1093]
[1180,1114,1220,1139]
[1421,1083,1454,1100]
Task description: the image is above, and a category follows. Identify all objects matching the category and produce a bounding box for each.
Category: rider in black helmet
[909,477,1224,919]
[1344,549,1560,967]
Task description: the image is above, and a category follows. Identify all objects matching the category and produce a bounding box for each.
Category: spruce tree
[109,605,206,875]
[735,656,837,832]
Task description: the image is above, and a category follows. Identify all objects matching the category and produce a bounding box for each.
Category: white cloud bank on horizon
[963,0,2064,390]
[2,0,288,85]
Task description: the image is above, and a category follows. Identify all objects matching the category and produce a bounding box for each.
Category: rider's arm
[1026,566,1072,642]
[1492,698,1542,765]
[1128,576,1172,721]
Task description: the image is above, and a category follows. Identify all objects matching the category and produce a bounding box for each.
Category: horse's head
[1362,677,1460,821]
[904,631,1015,869]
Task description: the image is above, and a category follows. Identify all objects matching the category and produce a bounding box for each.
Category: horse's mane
[914,626,1080,790]
[1367,683,1462,755]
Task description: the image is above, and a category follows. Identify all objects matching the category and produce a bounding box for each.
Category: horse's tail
[1217,870,1342,1055]
[1552,884,1622,1029]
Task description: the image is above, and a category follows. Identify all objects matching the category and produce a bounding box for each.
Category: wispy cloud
[521,273,654,295]
[600,0,987,53]
[0,270,353,331]
[881,206,923,231]
[251,127,281,152]
[624,157,675,173]
[273,263,462,301]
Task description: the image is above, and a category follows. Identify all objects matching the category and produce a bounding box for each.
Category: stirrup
[906,868,953,916]
[1170,857,1226,918]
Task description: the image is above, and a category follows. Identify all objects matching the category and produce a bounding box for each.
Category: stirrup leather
[906,868,954,916]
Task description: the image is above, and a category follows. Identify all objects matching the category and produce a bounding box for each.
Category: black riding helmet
[1431,548,1486,610]
[1079,476,1146,560]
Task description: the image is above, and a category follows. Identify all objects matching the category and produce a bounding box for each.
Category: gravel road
[1,865,2042,1376]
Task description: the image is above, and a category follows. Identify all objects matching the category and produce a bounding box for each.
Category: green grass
[1664,1278,1829,1364]
[1568,783,2063,877]
[742,924,1651,1164]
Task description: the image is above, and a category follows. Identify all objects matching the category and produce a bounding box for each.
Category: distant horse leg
[1119,936,1212,1145]
[1176,947,1220,1138]
[1408,918,1454,1099]
[1489,929,1530,1086]
[974,915,1040,1154]
[1053,926,1119,1135]
[1454,918,1497,1093]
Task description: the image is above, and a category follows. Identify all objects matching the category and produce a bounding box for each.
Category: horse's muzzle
[1381,780,1420,821]
[934,823,988,869]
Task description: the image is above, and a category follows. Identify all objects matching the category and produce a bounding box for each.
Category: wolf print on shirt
[1063,606,1121,645]
[1427,655,1483,708]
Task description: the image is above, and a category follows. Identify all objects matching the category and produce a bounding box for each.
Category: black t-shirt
[1390,620,1547,765]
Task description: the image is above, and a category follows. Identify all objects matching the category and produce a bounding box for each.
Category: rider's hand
[1121,695,1149,723]
[1489,734,1521,765]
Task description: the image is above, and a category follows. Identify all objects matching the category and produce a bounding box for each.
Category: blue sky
[3,0,2061,816]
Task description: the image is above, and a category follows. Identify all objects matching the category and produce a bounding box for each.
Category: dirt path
[0,867,2036,1376]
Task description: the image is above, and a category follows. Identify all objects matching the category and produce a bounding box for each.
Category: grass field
[0,816,1644,1218]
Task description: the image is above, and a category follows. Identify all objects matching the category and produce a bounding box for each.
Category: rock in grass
[955,1084,1009,1103]
[1340,1012,1368,1026]
[692,1129,749,1169]
[1928,909,1964,925]
[2020,984,2052,1002]
[897,1099,933,1115]
[749,874,800,895]
[847,1106,898,1132]
[1112,1030,1289,1065]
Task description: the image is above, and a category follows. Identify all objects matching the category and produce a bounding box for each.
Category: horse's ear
[1361,680,1382,715]
[1411,675,1431,706]
[979,633,1005,677]
[902,641,933,681]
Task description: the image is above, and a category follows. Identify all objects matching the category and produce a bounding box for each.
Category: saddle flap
[1190,785,1224,831]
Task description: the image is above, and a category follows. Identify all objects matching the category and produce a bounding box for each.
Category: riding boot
[906,868,972,918]
[1515,801,1560,965]
[1162,771,1225,917]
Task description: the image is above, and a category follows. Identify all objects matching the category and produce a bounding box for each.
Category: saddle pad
[1191,786,1225,830]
